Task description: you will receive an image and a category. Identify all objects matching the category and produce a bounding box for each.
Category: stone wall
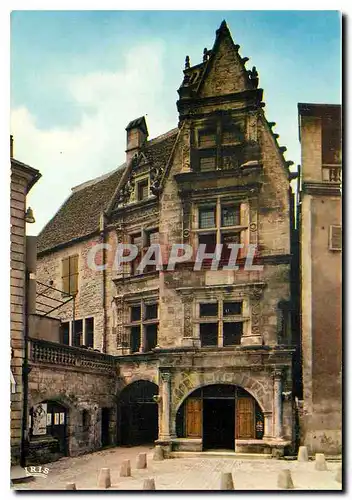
[36,236,106,350]
[10,168,27,464]
[28,341,118,459]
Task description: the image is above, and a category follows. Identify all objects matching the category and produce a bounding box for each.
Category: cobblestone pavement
[14,446,342,491]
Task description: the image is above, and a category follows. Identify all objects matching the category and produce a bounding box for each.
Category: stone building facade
[298,103,342,455]
[10,136,41,464]
[32,21,299,459]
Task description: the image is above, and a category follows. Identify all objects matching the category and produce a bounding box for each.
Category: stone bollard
[315,453,328,471]
[335,466,342,483]
[136,452,147,469]
[220,472,234,490]
[153,445,164,461]
[297,446,309,462]
[277,469,294,489]
[65,483,76,490]
[143,478,156,490]
[97,468,111,489]
[120,459,131,477]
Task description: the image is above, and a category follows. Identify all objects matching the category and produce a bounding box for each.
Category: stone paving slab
[13,446,342,491]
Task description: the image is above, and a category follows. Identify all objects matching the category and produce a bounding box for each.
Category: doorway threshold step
[169,451,272,460]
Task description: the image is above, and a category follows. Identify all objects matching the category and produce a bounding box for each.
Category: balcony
[322,165,341,183]
[29,338,117,375]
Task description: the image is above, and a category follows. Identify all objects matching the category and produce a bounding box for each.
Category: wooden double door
[186,396,256,449]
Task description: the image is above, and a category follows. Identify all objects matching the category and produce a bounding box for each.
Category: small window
[200,323,218,346]
[131,326,140,353]
[60,322,69,345]
[85,318,94,348]
[222,126,242,145]
[198,233,217,254]
[137,179,149,201]
[223,302,242,316]
[199,129,217,148]
[145,324,158,351]
[72,319,83,347]
[82,410,90,431]
[130,233,142,274]
[223,322,243,346]
[329,225,342,251]
[131,305,141,322]
[199,206,216,229]
[221,205,240,227]
[200,303,218,317]
[200,156,216,172]
[145,304,158,320]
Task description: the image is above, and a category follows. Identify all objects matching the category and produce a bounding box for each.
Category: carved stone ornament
[160,371,171,383]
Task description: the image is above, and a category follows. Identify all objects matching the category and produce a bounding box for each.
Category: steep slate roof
[37,127,178,254]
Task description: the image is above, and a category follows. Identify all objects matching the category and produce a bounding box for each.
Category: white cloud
[11,40,177,235]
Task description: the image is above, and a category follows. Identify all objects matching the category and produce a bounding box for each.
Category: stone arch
[173,370,271,415]
[116,374,159,394]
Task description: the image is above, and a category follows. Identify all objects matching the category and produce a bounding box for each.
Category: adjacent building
[26,21,300,461]
[10,136,41,464]
[298,103,342,455]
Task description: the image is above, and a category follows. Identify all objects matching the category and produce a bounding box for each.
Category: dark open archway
[29,400,68,461]
[118,380,159,446]
[176,384,264,450]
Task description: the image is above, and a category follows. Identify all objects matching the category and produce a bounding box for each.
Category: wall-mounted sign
[32,403,47,435]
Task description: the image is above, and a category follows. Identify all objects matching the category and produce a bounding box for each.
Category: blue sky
[10,10,341,235]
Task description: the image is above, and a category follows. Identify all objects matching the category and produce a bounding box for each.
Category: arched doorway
[176,385,264,450]
[118,381,158,446]
[29,400,68,460]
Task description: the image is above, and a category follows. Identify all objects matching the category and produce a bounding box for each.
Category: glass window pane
[85,317,94,348]
[200,303,218,317]
[145,304,158,320]
[223,322,243,346]
[199,129,217,147]
[223,302,242,316]
[221,205,240,226]
[200,156,216,172]
[145,324,158,351]
[131,305,141,322]
[131,326,140,353]
[199,207,216,229]
[200,323,218,346]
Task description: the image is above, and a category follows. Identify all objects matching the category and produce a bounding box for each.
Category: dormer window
[137,178,149,201]
[194,119,245,172]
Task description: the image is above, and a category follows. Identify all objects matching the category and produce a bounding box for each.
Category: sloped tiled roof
[37,127,178,254]
[37,166,126,254]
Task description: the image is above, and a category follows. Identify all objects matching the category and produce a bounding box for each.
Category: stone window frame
[134,174,150,202]
[194,118,245,172]
[125,297,159,353]
[191,196,250,260]
[193,295,250,348]
[127,226,160,276]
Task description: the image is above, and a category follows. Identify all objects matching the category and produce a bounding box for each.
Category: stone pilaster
[273,369,283,439]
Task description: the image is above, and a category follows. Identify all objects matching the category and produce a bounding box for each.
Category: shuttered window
[62,255,78,296]
[329,225,342,251]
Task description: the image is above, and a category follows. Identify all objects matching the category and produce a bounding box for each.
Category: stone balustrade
[29,338,117,374]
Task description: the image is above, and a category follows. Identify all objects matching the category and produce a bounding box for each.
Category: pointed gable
[197,21,250,98]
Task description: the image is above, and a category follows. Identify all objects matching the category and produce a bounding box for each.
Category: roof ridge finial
[185,55,190,69]
[216,19,228,35]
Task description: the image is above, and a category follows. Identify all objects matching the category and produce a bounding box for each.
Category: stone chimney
[125,116,148,163]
